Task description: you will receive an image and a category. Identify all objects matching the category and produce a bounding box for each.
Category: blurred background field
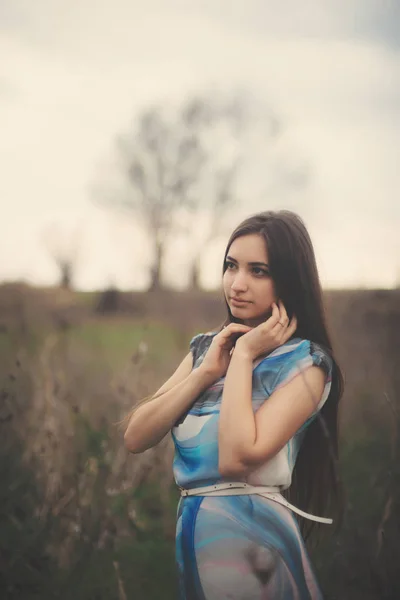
[1,282,399,600]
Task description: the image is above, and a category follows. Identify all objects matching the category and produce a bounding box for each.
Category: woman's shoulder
[259,337,311,363]
[256,337,333,395]
[270,337,331,360]
[257,337,333,377]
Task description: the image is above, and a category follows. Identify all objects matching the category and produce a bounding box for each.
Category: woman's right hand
[198,323,252,383]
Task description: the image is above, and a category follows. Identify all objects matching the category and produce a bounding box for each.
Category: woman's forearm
[124,367,213,453]
[218,346,257,475]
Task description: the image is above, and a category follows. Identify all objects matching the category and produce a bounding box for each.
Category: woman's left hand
[234,300,297,361]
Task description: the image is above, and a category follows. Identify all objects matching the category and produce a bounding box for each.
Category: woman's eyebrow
[249,261,269,268]
[226,255,269,268]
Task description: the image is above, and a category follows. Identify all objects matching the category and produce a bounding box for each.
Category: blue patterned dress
[172,333,332,600]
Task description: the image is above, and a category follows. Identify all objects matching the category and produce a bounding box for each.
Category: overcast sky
[1,0,399,290]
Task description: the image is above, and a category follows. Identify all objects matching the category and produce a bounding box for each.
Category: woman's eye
[252,267,268,277]
[225,261,236,270]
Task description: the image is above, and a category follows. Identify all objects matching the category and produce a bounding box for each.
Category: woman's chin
[230,307,260,325]
[233,309,273,328]
[230,305,251,318]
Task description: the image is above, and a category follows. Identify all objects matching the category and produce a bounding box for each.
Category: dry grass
[0,282,399,599]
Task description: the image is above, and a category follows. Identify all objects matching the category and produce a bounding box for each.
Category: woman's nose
[231,271,248,292]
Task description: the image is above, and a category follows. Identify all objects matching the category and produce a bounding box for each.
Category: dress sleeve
[260,339,333,416]
[189,332,216,368]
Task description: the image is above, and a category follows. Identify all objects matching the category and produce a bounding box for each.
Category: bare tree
[109,103,208,290]
[43,221,82,291]
[57,258,73,290]
[97,93,255,290]
[96,91,308,291]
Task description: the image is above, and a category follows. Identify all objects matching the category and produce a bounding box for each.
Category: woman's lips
[230,297,251,307]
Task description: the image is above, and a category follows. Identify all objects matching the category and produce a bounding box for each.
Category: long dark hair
[222,210,344,542]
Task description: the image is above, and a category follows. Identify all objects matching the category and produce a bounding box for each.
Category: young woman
[124,210,343,600]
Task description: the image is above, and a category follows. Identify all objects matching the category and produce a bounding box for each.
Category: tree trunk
[60,261,72,290]
[189,256,201,291]
[149,239,164,291]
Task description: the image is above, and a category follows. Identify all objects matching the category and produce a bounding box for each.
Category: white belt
[179,482,333,525]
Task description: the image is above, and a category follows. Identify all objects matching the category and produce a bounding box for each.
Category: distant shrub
[95,287,122,314]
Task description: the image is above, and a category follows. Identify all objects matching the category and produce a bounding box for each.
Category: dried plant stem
[113,560,128,600]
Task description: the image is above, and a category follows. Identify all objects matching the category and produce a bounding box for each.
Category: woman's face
[223,233,277,327]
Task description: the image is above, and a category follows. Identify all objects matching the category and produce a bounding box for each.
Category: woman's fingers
[262,302,280,329]
[220,323,252,346]
[270,302,294,340]
[282,315,298,343]
[266,300,285,334]
[278,300,289,327]
[223,323,252,335]
[271,301,280,321]
[271,319,287,338]
[288,315,298,335]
